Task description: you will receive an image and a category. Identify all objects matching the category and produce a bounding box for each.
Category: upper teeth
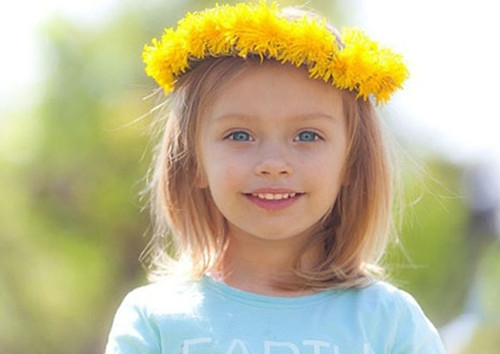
[252,193,297,200]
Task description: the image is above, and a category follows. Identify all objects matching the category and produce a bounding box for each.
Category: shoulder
[333,280,421,316]
[350,280,423,310]
[349,281,445,353]
[105,278,204,354]
[120,278,204,316]
[348,281,436,331]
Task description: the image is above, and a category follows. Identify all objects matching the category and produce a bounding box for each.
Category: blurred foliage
[0,2,159,352]
[465,323,500,354]
[384,159,469,325]
[463,242,500,353]
[0,0,498,353]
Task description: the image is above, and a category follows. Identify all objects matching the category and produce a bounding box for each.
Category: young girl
[106,2,445,353]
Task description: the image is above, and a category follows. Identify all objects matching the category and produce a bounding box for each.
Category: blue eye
[228,131,252,141]
[296,131,319,142]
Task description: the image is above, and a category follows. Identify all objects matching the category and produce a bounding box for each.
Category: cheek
[204,155,247,192]
[306,147,345,176]
[204,162,248,215]
[303,150,346,195]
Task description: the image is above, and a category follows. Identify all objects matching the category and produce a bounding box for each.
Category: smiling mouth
[249,192,298,200]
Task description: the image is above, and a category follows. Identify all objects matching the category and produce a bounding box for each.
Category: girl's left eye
[295,131,320,142]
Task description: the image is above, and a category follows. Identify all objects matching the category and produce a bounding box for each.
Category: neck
[213,227,321,297]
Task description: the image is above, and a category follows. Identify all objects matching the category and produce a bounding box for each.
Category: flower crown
[142,1,409,104]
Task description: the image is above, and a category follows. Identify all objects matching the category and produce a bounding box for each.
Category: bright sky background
[1,0,499,166]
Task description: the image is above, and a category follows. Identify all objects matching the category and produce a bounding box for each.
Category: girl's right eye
[226,131,252,141]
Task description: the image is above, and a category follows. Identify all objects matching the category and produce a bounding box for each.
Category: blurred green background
[1,0,499,353]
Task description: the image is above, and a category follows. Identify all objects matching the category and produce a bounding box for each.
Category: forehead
[204,61,345,124]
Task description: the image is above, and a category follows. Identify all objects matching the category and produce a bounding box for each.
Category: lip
[243,188,304,211]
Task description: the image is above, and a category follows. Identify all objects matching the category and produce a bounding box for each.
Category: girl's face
[198,61,347,244]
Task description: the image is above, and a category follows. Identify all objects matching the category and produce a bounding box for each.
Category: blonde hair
[142,13,394,290]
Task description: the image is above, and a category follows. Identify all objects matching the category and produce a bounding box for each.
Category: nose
[254,142,293,178]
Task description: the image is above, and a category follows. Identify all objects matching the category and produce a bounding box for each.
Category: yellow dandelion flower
[142,1,408,103]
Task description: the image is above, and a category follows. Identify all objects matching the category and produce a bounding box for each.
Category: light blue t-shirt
[105,276,445,353]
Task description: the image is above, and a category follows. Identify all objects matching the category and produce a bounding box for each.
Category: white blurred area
[0,0,116,111]
[348,0,500,165]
